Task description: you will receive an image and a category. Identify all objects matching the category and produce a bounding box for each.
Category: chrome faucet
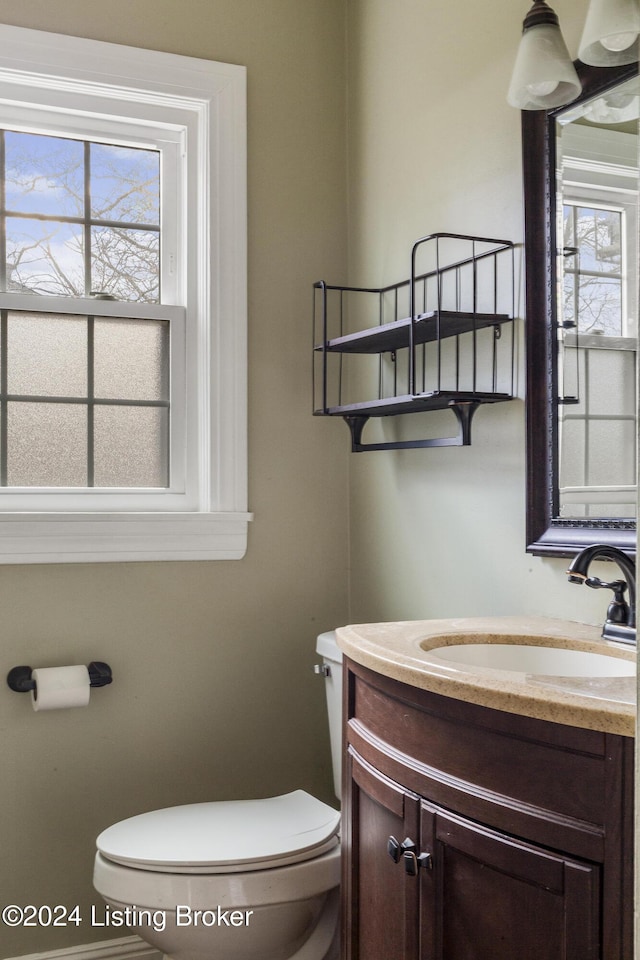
[567,544,636,646]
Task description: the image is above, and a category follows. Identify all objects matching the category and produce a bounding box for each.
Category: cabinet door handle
[387,836,401,862]
[387,835,416,863]
[403,850,419,875]
[403,850,433,875]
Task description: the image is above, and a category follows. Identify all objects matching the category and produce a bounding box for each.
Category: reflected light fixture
[508,0,640,110]
[579,0,640,65]
[581,90,640,121]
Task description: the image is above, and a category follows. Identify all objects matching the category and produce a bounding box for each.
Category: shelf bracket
[344,401,481,452]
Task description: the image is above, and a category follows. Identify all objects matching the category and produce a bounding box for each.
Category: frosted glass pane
[8,312,87,397]
[559,419,586,487]
[591,503,636,519]
[93,405,168,487]
[93,318,168,401]
[558,344,585,411]
[7,402,86,486]
[6,218,84,296]
[563,503,587,518]
[91,227,159,303]
[587,348,635,415]
[589,420,637,486]
[90,143,160,225]
[5,131,84,218]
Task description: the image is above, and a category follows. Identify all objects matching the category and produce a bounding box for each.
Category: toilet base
[107,887,339,960]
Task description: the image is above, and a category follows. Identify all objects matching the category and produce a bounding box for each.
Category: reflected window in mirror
[524,62,638,557]
[557,95,638,521]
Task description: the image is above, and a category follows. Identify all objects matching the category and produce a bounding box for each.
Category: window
[0,25,249,562]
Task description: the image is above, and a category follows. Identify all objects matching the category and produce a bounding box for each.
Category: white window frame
[0,25,250,563]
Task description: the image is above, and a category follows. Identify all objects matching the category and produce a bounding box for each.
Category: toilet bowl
[93,632,343,960]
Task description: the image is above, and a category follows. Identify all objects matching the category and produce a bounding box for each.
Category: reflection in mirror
[556,76,638,522]
[524,61,638,557]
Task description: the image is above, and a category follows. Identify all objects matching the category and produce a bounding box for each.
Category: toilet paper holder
[7,662,113,693]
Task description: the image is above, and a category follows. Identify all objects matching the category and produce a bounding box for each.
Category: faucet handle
[585,576,627,595]
[585,578,630,627]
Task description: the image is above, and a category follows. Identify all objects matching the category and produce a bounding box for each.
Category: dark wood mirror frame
[524,59,638,558]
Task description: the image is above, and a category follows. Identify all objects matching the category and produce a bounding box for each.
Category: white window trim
[0,25,251,563]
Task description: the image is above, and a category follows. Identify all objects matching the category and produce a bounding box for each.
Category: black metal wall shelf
[313,232,516,452]
[318,310,512,355]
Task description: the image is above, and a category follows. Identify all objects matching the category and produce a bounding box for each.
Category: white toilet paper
[31,665,91,712]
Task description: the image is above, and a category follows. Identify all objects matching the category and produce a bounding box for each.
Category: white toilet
[93,631,343,960]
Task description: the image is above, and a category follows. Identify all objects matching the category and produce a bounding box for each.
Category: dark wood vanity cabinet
[342,659,634,960]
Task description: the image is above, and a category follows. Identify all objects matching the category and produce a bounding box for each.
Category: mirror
[524,61,638,557]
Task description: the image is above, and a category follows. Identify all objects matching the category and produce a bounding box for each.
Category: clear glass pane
[6,218,84,296]
[94,317,168,401]
[7,401,86,486]
[575,207,621,273]
[5,131,84,218]
[93,405,168,487]
[8,312,87,397]
[562,274,576,327]
[562,205,575,248]
[91,226,159,302]
[576,275,622,336]
[90,143,160,225]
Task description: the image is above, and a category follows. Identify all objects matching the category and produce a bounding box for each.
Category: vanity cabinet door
[346,749,420,960]
[419,803,600,960]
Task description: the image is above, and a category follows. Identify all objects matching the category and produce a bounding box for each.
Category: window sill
[0,512,253,563]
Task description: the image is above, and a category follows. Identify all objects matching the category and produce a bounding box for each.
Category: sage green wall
[0,1,634,956]
[0,1,348,954]
[344,0,617,628]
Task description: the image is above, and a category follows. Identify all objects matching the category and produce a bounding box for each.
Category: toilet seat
[96,790,340,874]
[94,845,341,912]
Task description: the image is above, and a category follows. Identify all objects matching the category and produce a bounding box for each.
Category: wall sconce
[508,0,640,110]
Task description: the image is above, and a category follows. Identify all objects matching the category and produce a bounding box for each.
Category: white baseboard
[2,934,163,960]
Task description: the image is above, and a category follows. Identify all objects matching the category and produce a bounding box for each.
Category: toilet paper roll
[31,665,91,712]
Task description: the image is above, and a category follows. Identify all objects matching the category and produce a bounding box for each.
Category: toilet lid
[96,790,340,874]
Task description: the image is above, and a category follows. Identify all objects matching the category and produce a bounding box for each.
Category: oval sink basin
[429,643,636,678]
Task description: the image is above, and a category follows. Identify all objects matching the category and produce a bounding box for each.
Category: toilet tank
[315,630,344,800]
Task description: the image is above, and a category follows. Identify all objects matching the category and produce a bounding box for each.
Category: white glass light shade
[508,22,581,110]
[579,0,640,65]
[582,92,640,123]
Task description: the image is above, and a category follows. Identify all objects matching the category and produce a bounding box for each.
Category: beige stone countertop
[336,616,637,737]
